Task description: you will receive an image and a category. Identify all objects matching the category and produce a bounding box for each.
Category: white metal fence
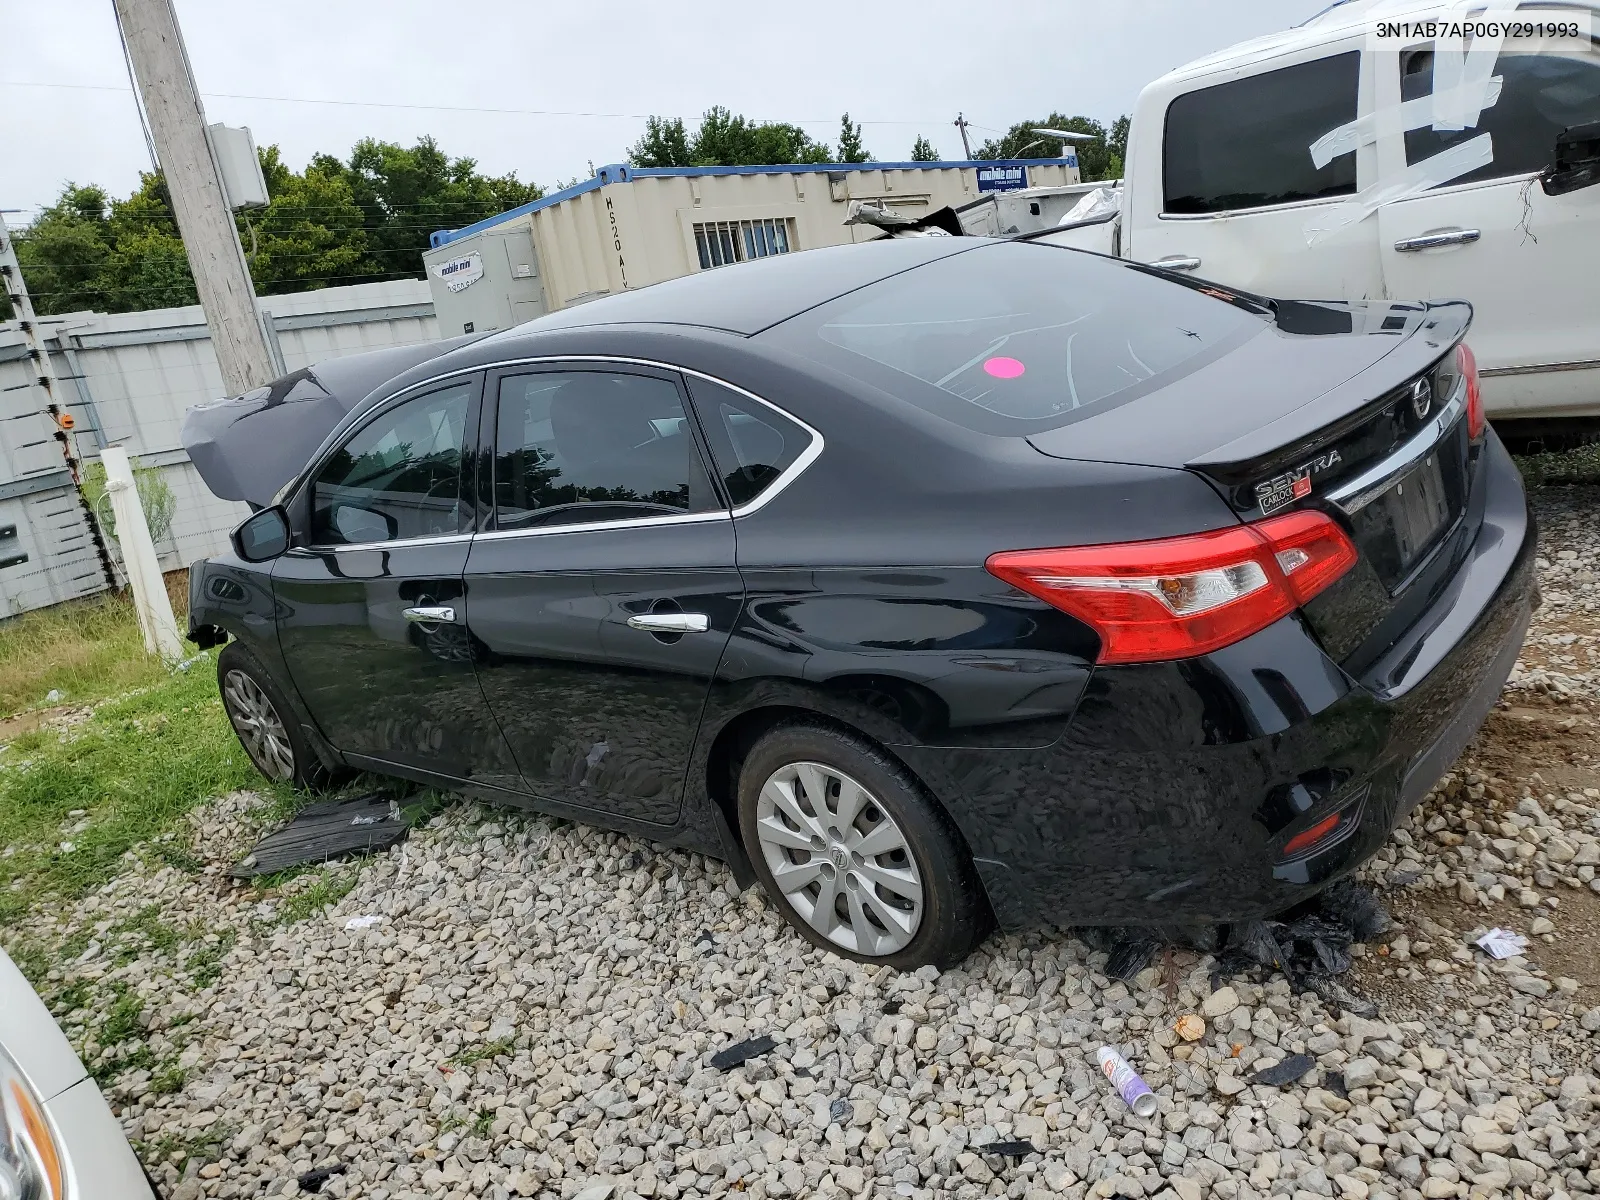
[0,279,437,617]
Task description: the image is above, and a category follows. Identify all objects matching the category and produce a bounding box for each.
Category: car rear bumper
[903,430,1536,929]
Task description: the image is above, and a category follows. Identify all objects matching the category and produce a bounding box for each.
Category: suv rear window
[763,241,1265,435]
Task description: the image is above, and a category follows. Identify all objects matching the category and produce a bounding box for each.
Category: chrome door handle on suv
[1150,255,1201,271]
[402,605,458,624]
[1394,229,1480,252]
[627,612,709,633]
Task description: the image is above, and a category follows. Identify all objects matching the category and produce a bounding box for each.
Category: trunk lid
[1028,298,1477,675]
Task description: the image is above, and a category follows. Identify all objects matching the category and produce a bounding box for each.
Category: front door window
[311,382,473,545]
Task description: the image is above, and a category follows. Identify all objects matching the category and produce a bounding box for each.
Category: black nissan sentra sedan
[188,237,1535,968]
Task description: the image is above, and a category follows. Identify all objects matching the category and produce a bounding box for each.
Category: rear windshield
[763,241,1266,435]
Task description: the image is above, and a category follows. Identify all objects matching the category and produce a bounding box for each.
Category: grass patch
[455,1036,516,1067]
[185,930,237,990]
[0,575,188,718]
[99,984,145,1045]
[136,1124,232,1172]
[0,654,266,926]
[149,1057,189,1096]
[1516,443,1600,488]
[274,867,360,925]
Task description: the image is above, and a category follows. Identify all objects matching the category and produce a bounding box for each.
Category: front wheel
[217,642,338,791]
[736,723,992,969]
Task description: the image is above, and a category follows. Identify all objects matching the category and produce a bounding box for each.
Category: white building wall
[0,278,437,617]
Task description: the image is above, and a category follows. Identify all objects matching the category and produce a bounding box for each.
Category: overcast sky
[3,0,1326,221]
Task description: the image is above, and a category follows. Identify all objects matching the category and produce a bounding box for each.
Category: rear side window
[491,370,718,529]
[1164,51,1361,214]
[1402,49,1600,184]
[686,377,811,507]
[765,241,1265,435]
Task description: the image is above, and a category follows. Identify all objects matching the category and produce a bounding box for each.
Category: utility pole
[0,212,120,593]
[112,0,276,396]
[954,112,973,160]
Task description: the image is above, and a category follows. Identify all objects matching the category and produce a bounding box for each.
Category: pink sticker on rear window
[983,356,1026,379]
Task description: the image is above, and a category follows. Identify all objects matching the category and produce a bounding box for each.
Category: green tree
[4,137,543,317]
[837,113,869,163]
[629,116,694,168]
[333,137,542,279]
[976,113,1118,181]
[910,136,939,162]
[243,148,371,295]
[1109,115,1131,165]
[628,107,832,168]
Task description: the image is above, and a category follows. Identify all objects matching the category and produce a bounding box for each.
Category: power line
[0,78,958,127]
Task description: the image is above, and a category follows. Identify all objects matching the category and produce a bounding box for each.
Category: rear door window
[491,369,720,529]
[1401,49,1600,184]
[685,377,813,508]
[1164,51,1362,214]
[763,240,1267,436]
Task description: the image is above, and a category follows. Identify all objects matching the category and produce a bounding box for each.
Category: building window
[693,218,795,269]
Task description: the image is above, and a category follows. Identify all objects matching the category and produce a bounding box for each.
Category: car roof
[475,236,981,340]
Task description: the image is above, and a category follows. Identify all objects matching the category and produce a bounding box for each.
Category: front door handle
[1394,228,1481,252]
[627,612,709,633]
[1151,255,1201,271]
[403,605,458,624]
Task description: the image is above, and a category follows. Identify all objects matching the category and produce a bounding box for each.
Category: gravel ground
[14,488,1600,1200]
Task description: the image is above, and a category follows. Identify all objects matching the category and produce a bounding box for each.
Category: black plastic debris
[1076,926,1162,981]
[695,929,717,948]
[1211,880,1390,995]
[1325,1070,1349,1099]
[881,999,902,1015]
[297,1163,347,1193]
[232,791,414,880]
[710,1035,776,1071]
[978,1140,1037,1161]
[1249,1053,1316,1087]
[829,1098,853,1124]
[1083,880,1390,1000]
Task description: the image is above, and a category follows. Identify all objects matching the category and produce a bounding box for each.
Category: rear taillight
[1458,342,1485,440]
[986,510,1358,665]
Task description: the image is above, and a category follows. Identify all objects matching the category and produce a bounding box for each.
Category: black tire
[217,642,339,791]
[736,723,992,969]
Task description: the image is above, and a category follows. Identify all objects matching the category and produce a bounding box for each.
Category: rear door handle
[1151,255,1201,271]
[402,605,458,624]
[1394,228,1480,252]
[627,612,710,633]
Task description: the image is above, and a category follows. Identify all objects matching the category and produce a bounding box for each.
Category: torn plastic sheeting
[1060,186,1121,225]
[1304,133,1493,246]
[343,914,385,931]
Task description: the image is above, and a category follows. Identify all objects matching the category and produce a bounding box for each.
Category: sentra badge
[1254,449,1342,515]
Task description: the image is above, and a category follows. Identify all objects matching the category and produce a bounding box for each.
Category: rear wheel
[737,723,991,968]
[217,642,337,791]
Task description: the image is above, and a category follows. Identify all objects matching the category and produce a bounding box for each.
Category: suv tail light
[986,510,1358,665]
[1459,342,1485,440]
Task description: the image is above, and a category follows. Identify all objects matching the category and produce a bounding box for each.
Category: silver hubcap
[755,761,923,957]
[222,669,295,781]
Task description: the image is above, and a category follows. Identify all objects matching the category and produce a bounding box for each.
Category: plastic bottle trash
[1097,1046,1158,1117]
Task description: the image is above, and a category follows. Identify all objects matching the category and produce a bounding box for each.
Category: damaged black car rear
[185,238,1536,969]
